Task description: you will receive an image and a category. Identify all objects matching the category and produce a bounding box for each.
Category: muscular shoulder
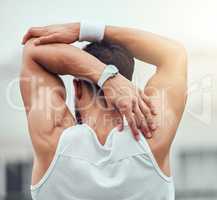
[27,94,74,157]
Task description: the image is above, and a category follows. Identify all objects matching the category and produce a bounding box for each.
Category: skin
[22,23,157,139]
[20,23,187,185]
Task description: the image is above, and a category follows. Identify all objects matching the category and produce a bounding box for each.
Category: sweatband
[79,21,106,42]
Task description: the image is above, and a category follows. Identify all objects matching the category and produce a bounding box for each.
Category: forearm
[104,26,185,66]
[21,24,161,140]
[30,41,106,83]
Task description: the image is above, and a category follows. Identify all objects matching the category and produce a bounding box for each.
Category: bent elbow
[22,38,37,60]
[171,42,188,65]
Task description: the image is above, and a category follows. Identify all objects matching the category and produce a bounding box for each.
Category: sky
[0,0,217,158]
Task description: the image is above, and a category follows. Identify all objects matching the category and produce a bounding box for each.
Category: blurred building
[175,148,217,200]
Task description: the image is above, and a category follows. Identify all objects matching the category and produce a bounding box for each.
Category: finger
[34,34,59,45]
[22,27,46,44]
[138,98,157,131]
[133,103,152,138]
[104,97,114,111]
[122,109,140,141]
[139,90,157,115]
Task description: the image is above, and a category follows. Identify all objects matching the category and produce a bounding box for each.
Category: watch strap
[97,65,119,88]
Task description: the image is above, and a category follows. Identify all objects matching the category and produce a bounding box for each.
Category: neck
[80,105,121,128]
[77,101,122,141]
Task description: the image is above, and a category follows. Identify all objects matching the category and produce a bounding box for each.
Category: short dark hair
[83,41,135,81]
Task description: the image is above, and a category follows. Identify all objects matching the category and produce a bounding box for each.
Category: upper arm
[146,49,187,115]
[20,40,75,157]
[106,27,187,173]
[144,46,187,161]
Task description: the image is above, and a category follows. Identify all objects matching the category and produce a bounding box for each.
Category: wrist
[83,59,106,84]
[102,73,122,90]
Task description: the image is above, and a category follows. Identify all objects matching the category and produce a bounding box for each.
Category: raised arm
[22,23,187,144]
[21,22,187,176]
[104,26,186,68]
[22,23,159,139]
[20,40,76,184]
[104,26,187,173]
[104,26,187,128]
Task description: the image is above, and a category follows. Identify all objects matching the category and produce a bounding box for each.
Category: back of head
[75,42,135,123]
[83,41,135,85]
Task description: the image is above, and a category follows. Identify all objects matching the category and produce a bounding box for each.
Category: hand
[103,74,157,140]
[22,23,80,45]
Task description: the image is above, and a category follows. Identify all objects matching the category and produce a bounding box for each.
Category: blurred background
[0,0,217,199]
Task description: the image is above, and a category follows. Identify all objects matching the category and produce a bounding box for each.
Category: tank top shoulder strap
[137,131,173,182]
[30,125,83,193]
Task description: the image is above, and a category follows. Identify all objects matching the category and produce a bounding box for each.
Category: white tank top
[31,124,175,200]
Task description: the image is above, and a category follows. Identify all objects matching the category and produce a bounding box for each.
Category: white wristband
[79,21,106,42]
